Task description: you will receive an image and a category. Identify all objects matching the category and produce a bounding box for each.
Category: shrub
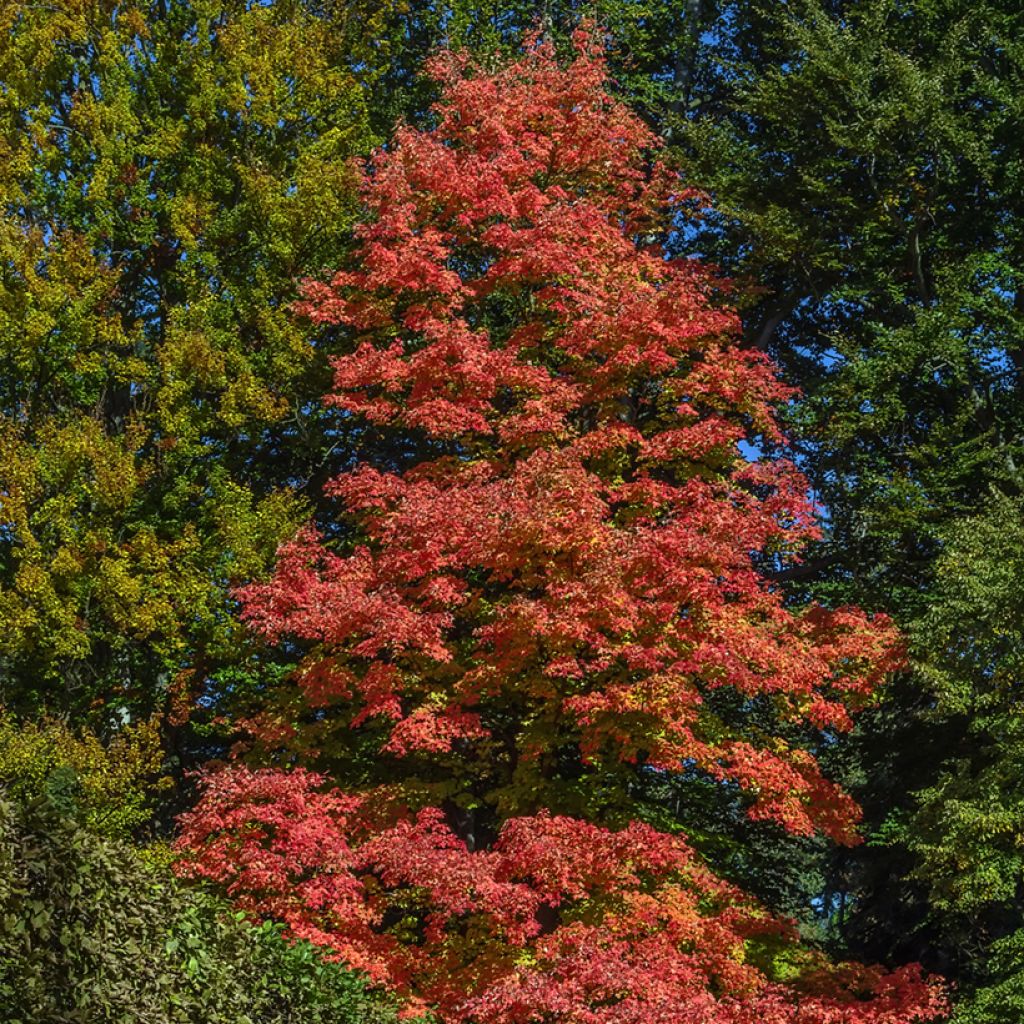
[0,789,396,1024]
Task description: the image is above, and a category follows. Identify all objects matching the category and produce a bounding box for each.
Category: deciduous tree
[177,36,944,1023]
[0,0,397,724]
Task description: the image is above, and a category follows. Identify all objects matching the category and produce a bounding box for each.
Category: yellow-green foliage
[0,0,405,720]
[0,711,168,838]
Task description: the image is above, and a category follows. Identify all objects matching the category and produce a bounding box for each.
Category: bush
[0,789,397,1024]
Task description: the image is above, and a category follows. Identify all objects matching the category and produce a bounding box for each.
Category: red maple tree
[176,32,946,1024]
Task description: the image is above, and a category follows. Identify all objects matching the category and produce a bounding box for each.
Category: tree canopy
[175,38,943,1024]
[4,2,1024,1022]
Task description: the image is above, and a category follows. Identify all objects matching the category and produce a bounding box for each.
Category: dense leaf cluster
[0,788,397,1024]
[3,1,1024,1022]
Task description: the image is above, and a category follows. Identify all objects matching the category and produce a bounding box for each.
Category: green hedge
[0,789,397,1024]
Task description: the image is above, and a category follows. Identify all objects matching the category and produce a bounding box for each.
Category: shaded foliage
[0,709,168,839]
[0,787,397,1024]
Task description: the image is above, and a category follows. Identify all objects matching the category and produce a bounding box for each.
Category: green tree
[0,0,396,724]
[674,0,1024,614]
[880,496,1024,1021]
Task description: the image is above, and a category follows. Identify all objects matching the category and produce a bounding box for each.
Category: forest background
[0,2,1021,1022]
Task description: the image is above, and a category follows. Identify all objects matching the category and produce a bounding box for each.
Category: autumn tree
[436,7,1024,1004]
[175,34,945,1024]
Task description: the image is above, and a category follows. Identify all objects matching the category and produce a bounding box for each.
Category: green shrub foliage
[0,790,396,1024]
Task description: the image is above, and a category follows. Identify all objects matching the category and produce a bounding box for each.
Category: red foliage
[177,766,944,1022]
[176,31,944,1023]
